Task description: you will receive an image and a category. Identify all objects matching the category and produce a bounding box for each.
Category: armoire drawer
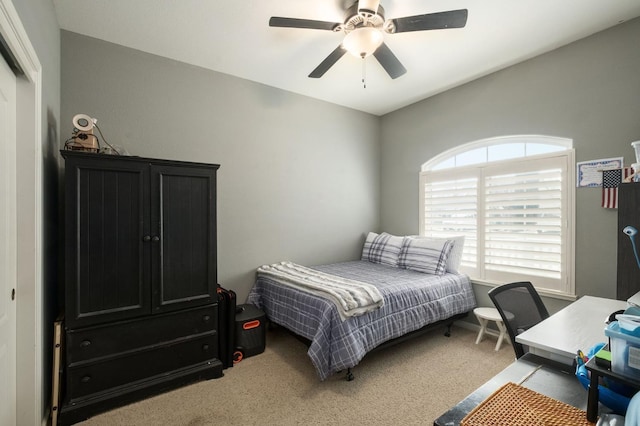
[65,333,218,401]
[66,304,218,364]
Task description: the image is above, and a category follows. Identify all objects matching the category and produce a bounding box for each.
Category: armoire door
[150,164,218,313]
[65,156,152,327]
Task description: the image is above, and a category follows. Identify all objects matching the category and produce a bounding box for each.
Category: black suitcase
[217,285,236,369]
[235,304,266,361]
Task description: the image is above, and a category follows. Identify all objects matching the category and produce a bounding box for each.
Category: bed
[246,232,477,381]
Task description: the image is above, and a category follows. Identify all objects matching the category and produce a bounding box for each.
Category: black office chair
[488,281,550,359]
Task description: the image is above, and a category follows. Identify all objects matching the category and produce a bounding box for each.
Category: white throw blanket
[257,261,384,321]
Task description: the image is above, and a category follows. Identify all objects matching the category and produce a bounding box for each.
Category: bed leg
[444,322,453,337]
[345,368,355,381]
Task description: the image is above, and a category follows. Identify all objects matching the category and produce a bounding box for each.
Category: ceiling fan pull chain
[361,56,367,89]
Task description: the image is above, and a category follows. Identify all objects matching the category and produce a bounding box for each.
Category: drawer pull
[80,340,91,348]
[203,315,211,322]
[81,375,91,383]
[202,344,210,351]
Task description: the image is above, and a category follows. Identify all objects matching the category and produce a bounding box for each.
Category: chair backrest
[488,281,550,358]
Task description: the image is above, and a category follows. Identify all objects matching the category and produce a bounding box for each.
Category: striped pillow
[398,237,454,275]
[362,232,404,267]
[408,235,465,273]
[361,232,378,260]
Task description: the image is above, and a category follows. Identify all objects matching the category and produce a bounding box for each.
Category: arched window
[419,135,575,296]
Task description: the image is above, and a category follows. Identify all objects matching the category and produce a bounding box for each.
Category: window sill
[470,278,578,302]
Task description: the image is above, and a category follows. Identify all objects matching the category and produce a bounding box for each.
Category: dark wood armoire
[58,151,223,424]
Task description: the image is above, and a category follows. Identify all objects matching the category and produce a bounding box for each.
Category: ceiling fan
[269,0,468,79]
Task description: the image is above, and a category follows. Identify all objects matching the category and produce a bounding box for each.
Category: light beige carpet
[78,324,514,426]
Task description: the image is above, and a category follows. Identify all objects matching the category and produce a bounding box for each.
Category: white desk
[515,295,628,365]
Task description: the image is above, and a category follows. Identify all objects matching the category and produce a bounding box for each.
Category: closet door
[65,157,151,327]
[617,183,640,300]
[150,164,217,313]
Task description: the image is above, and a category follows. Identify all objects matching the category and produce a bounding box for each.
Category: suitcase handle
[243,320,261,330]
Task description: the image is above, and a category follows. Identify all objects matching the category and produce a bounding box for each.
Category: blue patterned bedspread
[247,260,477,380]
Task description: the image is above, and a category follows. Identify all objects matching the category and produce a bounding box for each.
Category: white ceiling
[52,0,640,116]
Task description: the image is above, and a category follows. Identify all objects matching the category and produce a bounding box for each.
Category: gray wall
[61,31,381,302]
[380,18,640,313]
[61,19,640,313]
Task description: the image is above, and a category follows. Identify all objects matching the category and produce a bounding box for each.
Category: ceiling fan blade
[373,43,406,79]
[390,9,468,33]
[269,17,341,31]
[309,45,347,78]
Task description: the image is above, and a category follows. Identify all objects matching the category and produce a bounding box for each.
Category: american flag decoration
[602,167,633,208]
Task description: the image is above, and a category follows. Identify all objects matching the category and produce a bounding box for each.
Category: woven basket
[461,382,595,426]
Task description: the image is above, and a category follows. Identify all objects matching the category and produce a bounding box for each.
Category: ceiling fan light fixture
[343,27,383,58]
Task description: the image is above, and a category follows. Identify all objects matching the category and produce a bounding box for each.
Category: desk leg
[587,371,600,422]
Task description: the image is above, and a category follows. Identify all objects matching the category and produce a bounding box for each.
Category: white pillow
[361,232,404,267]
[398,237,454,275]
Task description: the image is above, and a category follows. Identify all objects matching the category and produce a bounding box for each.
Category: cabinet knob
[81,375,91,383]
[152,236,160,242]
[80,340,91,348]
[202,344,210,352]
[143,235,151,242]
[203,315,211,322]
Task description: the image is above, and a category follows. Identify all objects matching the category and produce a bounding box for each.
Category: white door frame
[0,35,17,426]
[0,1,43,425]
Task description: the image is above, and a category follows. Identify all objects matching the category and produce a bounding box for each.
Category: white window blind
[420,151,574,295]
[422,174,479,271]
